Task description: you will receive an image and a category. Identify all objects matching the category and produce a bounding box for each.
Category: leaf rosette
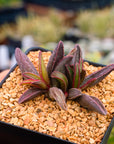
[15,41,114,115]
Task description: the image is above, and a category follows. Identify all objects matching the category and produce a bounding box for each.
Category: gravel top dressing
[0,51,114,144]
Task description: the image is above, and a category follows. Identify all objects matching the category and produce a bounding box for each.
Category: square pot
[0,47,114,144]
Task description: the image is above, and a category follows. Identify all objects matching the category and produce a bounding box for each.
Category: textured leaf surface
[18,88,46,103]
[15,48,38,75]
[68,88,82,99]
[54,55,73,75]
[22,72,40,80]
[80,64,114,89]
[65,65,74,86]
[21,79,48,89]
[80,69,86,85]
[32,80,48,89]
[70,44,82,65]
[47,41,64,76]
[72,63,80,88]
[39,51,50,85]
[49,87,67,110]
[51,71,68,92]
[20,79,36,85]
[79,57,83,73]
[78,94,107,115]
[51,55,72,89]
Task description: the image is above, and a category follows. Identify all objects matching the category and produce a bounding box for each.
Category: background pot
[0,47,114,144]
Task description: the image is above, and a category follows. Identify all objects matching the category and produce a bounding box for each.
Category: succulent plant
[15,41,114,115]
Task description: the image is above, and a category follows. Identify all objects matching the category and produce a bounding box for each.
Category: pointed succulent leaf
[80,69,86,85]
[70,44,82,65]
[72,63,80,88]
[21,79,48,89]
[22,72,41,80]
[65,64,74,85]
[68,88,82,100]
[79,57,83,73]
[32,80,48,89]
[47,40,64,76]
[18,88,46,103]
[39,51,50,85]
[77,94,107,115]
[54,55,73,75]
[51,71,68,92]
[80,64,114,90]
[51,79,60,88]
[20,79,38,85]
[49,87,67,110]
[15,48,38,75]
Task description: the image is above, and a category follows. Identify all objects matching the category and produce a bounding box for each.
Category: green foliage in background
[16,12,66,43]
[108,127,114,144]
[85,51,102,63]
[76,7,114,38]
[0,10,67,44]
[0,0,21,8]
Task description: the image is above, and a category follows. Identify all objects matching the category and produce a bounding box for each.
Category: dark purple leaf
[49,87,67,110]
[68,88,82,100]
[22,72,41,80]
[20,79,37,85]
[80,64,114,89]
[51,78,59,88]
[80,69,86,85]
[18,88,46,103]
[15,48,38,75]
[20,79,48,89]
[79,57,83,73]
[32,80,48,89]
[51,71,68,92]
[54,55,73,75]
[70,44,82,65]
[47,41,64,76]
[77,94,107,115]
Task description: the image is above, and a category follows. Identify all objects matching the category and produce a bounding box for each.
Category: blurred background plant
[108,127,114,144]
[76,6,114,38]
[0,0,21,8]
[0,10,66,44]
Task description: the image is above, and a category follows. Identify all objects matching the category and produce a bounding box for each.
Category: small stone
[89,138,95,143]
[36,108,42,114]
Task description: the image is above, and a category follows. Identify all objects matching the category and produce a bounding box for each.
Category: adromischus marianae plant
[15,41,114,115]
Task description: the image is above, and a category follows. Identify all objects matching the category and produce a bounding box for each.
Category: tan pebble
[47,120,54,127]
[68,109,75,116]
[24,125,29,129]
[89,138,95,143]
[48,126,56,132]
[86,132,90,136]
[110,109,114,113]
[76,121,80,127]
[10,98,15,102]
[2,102,8,106]
[88,120,96,126]
[24,118,30,125]
[8,103,15,108]
[3,95,9,99]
